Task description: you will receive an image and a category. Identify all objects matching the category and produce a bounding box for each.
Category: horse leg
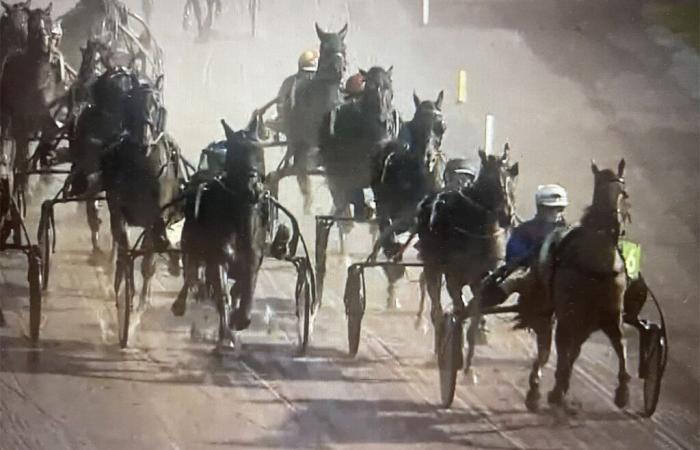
[108,204,129,305]
[172,254,193,316]
[138,232,156,310]
[86,200,104,263]
[383,264,405,310]
[601,318,631,408]
[424,266,442,357]
[293,150,313,214]
[210,261,233,350]
[525,317,554,411]
[548,322,573,407]
[204,0,214,30]
[415,271,428,329]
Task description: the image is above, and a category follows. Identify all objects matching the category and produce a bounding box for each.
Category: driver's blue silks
[505,218,561,267]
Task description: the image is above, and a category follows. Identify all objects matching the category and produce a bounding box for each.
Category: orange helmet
[345,72,365,95]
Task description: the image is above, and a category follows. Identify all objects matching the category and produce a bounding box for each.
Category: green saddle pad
[619,239,642,280]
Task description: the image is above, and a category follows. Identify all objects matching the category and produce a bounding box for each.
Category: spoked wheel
[344,265,364,357]
[642,324,667,417]
[115,260,134,349]
[37,202,53,290]
[296,271,312,354]
[27,246,43,343]
[438,313,463,408]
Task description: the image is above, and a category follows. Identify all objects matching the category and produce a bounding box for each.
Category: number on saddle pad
[619,239,642,280]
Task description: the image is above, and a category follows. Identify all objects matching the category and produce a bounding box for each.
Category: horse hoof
[525,388,541,412]
[214,339,236,356]
[229,310,251,331]
[171,301,186,317]
[547,389,563,406]
[614,384,630,409]
[463,367,478,385]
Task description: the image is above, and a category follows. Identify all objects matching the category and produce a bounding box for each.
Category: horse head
[124,76,166,147]
[590,159,629,229]
[475,144,519,228]
[92,66,137,116]
[410,90,446,177]
[221,119,265,202]
[26,2,52,56]
[1,0,31,54]
[314,23,347,81]
[358,66,394,123]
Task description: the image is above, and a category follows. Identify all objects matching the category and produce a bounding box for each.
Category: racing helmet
[443,158,477,184]
[345,72,365,95]
[535,184,569,208]
[298,50,319,72]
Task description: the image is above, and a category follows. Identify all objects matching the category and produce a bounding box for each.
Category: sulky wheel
[642,324,666,417]
[37,202,53,290]
[27,246,43,343]
[296,269,312,355]
[438,313,463,408]
[115,261,134,349]
[344,265,364,357]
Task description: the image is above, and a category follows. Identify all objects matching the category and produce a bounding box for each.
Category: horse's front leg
[602,317,631,408]
[108,204,130,303]
[423,265,442,357]
[86,200,104,264]
[138,231,157,310]
[230,247,260,332]
[526,317,554,411]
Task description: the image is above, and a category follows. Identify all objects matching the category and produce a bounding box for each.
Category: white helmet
[535,184,568,207]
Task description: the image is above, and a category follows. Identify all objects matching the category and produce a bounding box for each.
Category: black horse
[68,66,136,260]
[171,118,267,351]
[416,147,518,362]
[268,23,347,213]
[102,75,182,309]
[319,66,398,237]
[368,91,445,308]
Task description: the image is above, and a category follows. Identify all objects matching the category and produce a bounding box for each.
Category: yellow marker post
[457,70,467,103]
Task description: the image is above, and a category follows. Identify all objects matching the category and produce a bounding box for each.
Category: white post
[422,0,429,25]
[484,114,495,155]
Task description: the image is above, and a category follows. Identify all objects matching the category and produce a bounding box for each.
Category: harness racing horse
[57,0,129,70]
[0,5,66,210]
[319,65,398,246]
[0,0,31,80]
[68,66,136,260]
[182,0,222,36]
[102,76,182,309]
[416,146,518,361]
[368,91,445,308]
[171,118,267,352]
[269,23,347,214]
[539,159,631,413]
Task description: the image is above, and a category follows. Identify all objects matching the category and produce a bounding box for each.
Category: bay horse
[369,91,445,308]
[0,0,31,81]
[416,146,518,359]
[171,118,267,351]
[269,23,347,213]
[537,159,630,412]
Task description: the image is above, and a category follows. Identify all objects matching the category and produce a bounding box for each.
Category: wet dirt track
[1,0,698,449]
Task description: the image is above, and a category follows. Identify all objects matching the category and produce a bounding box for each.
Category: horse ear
[618,158,626,177]
[501,143,510,162]
[2,2,11,12]
[478,148,487,163]
[387,65,393,78]
[221,119,236,143]
[509,162,519,177]
[155,74,165,91]
[338,23,348,40]
[591,160,600,175]
[435,90,444,110]
[45,2,52,14]
[315,23,327,40]
[413,91,421,109]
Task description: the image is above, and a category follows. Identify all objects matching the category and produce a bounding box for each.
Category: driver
[271,50,318,135]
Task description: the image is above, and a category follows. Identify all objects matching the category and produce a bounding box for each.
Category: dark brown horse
[537,159,630,413]
[0,0,31,80]
[416,146,518,358]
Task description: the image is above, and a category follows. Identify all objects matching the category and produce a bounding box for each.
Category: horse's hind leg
[293,151,313,214]
[549,323,581,411]
[86,200,104,263]
[526,318,553,411]
[601,318,631,408]
[415,271,427,329]
[383,264,404,310]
